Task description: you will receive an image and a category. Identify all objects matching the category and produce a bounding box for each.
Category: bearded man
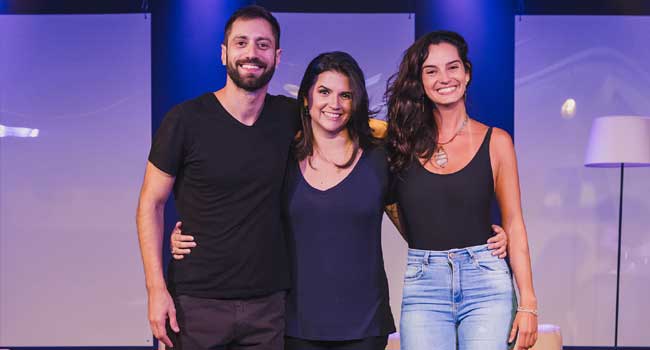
[136,6,297,350]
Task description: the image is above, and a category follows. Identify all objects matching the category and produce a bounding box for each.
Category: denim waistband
[407,244,492,264]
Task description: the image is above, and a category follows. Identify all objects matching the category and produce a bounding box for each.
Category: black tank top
[395,127,494,250]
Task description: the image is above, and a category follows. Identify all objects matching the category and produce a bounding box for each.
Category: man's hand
[148,287,179,348]
[487,224,508,258]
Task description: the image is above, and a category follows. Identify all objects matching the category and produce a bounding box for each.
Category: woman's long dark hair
[294,51,378,168]
[385,30,472,173]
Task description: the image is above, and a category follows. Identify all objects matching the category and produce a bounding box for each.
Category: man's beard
[226,55,276,92]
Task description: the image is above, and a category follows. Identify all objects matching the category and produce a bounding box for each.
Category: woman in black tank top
[385,31,538,350]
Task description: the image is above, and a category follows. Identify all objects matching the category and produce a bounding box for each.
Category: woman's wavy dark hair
[385,30,472,173]
[294,51,378,168]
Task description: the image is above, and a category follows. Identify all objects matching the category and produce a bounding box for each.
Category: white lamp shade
[585,115,650,167]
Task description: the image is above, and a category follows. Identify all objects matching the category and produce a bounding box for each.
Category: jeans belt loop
[423,251,430,266]
[466,246,478,265]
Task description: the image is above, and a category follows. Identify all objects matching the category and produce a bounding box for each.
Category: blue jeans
[400,244,516,350]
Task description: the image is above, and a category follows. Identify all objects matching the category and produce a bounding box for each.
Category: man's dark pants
[167,291,286,350]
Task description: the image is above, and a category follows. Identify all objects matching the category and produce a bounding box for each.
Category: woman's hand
[509,309,538,349]
[170,221,196,260]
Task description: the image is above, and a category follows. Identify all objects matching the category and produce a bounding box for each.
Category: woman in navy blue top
[281,51,395,349]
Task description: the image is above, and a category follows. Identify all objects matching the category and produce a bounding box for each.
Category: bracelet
[517,307,538,316]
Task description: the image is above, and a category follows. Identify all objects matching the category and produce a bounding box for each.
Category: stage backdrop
[515,15,650,347]
[0,14,151,346]
[267,12,414,329]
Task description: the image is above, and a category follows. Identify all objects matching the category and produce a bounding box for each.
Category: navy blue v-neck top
[283,146,396,340]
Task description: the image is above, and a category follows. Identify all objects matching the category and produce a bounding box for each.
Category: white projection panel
[0,14,152,346]
[515,16,650,346]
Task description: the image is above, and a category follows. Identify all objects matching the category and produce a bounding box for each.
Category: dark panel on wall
[254,0,414,13]
[151,0,249,125]
[415,0,514,228]
[415,0,515,136]
[5,0,649,16]
[564,347,650,350]
[0,0,146,14]
[521,0,650,15]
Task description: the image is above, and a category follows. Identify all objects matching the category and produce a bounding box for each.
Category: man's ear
[220,44,227,66]
[275,48,282,68]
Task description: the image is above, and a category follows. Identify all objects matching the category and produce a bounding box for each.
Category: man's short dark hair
[223,5,281,48]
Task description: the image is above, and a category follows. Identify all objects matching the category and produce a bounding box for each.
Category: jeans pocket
[404,262,424,282]
[474,256,510,274]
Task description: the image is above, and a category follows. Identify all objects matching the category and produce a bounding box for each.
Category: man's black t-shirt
[149,92,298,299]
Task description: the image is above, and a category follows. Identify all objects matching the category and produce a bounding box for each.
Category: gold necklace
[311,141,353,169]
[431,117,468,168]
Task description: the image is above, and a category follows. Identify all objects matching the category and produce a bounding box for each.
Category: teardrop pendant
[433,146,448,168]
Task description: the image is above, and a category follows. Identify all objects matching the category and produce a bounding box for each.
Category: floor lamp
[584,115,650,348]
